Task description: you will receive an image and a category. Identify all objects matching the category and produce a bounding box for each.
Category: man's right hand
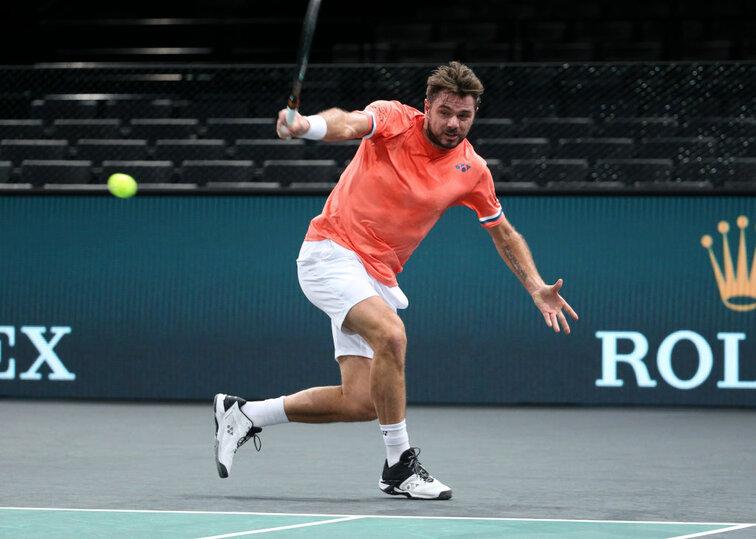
[276,109,310,139]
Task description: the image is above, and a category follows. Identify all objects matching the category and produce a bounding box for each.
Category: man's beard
[426,124,466,149]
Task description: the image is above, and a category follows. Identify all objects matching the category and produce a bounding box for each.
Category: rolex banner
[0,195,754,407]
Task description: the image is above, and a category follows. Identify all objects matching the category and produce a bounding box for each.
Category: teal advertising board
[1,195,754,406]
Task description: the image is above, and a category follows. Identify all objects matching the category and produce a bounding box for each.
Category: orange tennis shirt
[305,100,505,287]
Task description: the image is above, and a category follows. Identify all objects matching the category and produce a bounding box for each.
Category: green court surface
[1,508,753,539]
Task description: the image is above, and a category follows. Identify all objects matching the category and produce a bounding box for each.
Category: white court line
[194,516,362,539]
[0,507,753,528]
[667,523,756,539]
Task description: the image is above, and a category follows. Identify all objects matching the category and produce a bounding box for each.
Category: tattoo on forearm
[501,246,529,282]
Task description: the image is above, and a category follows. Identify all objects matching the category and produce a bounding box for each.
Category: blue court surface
[1,508,753,538]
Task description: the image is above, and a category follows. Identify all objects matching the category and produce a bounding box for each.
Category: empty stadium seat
[498,100,558,120]
[719,137,756,157]
[721,99,756,117]
[639,97,721,118]
[103,99,173,119]
[0,160,12,182]
[101,160,174,183]
[675,158,734,184]
[556,138,635,160]
[20,160,92,185]
[528,42,595,62]
[176,101,251,119]
[632,179,714,191]
[0,98,32,120]
[52,119,123,142]
[681,40,734,61]
[154,139,228,163]
[464,43,514,62]
[331,43,369,63]
[544,180,627,191]
[472,118,516,139]
[484,158,506,182]
[75,139,149,164]
[0,120,45,139]
[436,22,499,43]
[637,137,718,160]
[475,138,551,161]
[510,159,589,184]
[600,41,665,62]
[574,20,636,43]
[601,117,678,138]
[524,21,569,42]
[519,118,595,139]
[562,99,639,119]
[202,118,277,140]
[307,140,361,162]
[181,160,257,184]
[262,159,339,185]
[374,23,433,43]
[731,157,756,183]
[395,42,460,62]
[30,98,98,120]
[127,119,199,141]
[0,139,69,165]
[678,118,756,138]
[592,158,673,183]
[234,139,307,161]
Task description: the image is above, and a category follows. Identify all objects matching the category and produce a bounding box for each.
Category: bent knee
[345,398,377,422]
[355,403,378,422]
[373,322,407,359]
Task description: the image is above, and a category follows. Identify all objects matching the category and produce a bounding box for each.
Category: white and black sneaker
[213,393,262,478]
[379,447,452,500]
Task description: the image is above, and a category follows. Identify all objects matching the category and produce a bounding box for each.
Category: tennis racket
[286,0,322,125]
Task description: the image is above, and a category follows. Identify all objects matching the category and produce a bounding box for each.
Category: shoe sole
[213,393,229,479]
[379,481,452,500]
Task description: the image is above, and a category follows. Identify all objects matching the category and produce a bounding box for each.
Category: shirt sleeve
[459,166,505,228]
[362,100,414,140]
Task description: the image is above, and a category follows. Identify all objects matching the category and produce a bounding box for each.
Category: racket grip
[286,106,297,125]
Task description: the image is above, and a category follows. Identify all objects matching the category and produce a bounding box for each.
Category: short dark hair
[426,61,484,107]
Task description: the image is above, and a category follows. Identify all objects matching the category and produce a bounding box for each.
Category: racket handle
[286,106,297,125]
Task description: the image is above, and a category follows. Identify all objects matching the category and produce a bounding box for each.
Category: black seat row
[0,118,277,141]
[6,136,756,166]
[4,117,756,143]
[9,94,756,123]
[475,137,756,161]
[335,38,752,64]
[486,157,756,186]
[24,99,276,120]
[483,99,751,119]
[0,139,361,166]
[0,159,343,187]
[472,117,756,139]
[4,158,756,190]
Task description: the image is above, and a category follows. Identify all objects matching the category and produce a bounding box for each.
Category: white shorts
[296,239,409,359]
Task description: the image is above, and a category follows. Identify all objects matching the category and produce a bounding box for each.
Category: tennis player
[214,61,578,500]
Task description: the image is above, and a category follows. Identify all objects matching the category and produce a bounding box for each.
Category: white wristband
[300,115,327,140]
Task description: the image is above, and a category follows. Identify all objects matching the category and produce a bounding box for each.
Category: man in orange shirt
[213,62,578,500]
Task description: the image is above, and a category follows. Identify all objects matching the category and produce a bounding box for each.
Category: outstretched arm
[276,108,371,141]
[488,218,578,333]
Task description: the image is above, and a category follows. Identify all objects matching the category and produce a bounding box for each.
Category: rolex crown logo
[701,216,756,312]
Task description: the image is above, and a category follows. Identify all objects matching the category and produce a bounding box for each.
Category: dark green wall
[1,195,754,406]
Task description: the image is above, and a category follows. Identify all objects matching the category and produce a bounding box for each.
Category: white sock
[380,419,410,467]
[241,397,289,428]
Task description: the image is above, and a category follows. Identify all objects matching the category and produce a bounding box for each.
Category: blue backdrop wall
[1,195,755,406]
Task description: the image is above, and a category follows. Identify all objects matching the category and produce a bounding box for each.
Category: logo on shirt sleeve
[455,163,471,172]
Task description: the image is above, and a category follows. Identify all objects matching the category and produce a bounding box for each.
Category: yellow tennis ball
[107,173,137,198]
